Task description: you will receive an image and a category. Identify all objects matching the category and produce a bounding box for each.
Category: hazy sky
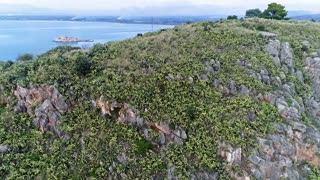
[0,0,319,15]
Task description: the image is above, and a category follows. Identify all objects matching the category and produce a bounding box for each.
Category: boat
[53,36,94,43]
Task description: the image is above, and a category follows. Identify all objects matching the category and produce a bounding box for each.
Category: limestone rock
[180,129,187,140]
[276,99,288,113]
[265,39,280,57]
[302,40,310,47]
[13,85,69,136]
[229,80,237,95]
[260,32,278,38]
[160,132,166,145]
[204,61,215,73]
[0,145,8,153]
[240,85,249,96]
[199,74,209,81]
[226,147,242,164]
[280,42,294,69]
[273,56,281,67]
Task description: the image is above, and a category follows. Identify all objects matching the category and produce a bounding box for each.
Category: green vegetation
[309,165,320,180]
[227,15,238,20]
[16,53,34,62]
[245,3,288,20]
[0,18,319,178]
[260,3,288,20]
[245,9,262,18]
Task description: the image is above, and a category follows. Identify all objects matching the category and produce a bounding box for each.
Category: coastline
[0,15,223,25]
[0,20,174,61]
[0,18,181,26]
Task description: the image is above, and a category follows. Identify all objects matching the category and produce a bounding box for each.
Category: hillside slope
[1,18,320,179]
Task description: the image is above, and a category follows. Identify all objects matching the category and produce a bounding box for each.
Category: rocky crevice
[94,97,188,146]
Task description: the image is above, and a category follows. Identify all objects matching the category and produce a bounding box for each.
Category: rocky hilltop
[1,18,320,179]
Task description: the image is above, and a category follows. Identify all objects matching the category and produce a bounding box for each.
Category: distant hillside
[1,18,320,179]
[291,14,320,21]
[287,10,314,17]
[0,15,224,25]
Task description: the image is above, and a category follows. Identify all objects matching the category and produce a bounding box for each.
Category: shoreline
[0,19,181,26]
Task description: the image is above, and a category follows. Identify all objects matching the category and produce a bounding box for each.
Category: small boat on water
[53,36,94,43]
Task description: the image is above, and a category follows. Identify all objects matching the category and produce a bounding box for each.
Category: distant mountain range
[0,15,226,25]
[0,10,318,25]
[291,14,320,21]
[0,3,243,16]
[287,10,314,17]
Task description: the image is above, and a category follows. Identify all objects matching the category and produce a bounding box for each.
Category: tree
[261,3,288,20]
[227,15,238,20]
[245,9,262,18]
[16,53,34,62]
[74,53,92,76]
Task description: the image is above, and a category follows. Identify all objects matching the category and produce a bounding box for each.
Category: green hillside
[1,18,320,179]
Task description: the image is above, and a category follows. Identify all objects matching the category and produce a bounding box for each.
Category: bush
[74,53,92,76]
[227,15,238,20]
[16,53,34,62]
[245,9,262,18]
[0,61,14,69]
[134,139,153,155]
[256,24,266,31]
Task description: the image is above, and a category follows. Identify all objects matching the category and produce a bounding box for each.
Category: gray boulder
[0,145,8,153]
[265,40,280,57]
[260,32,278,38]
[280,42,295,69]
[240,85,249,96]
[296,71,304,83]
[273,56,281,67]
[229,80,237,95]
[160,132,166,145]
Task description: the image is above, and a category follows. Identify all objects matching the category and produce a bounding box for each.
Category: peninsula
[53,36,94,43]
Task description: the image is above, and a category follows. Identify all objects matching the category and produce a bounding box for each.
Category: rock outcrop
[239,40,320,179]
[0,145,8,153]
[95,97,188,146]
[212,39,320,179]
[13,85,69,136]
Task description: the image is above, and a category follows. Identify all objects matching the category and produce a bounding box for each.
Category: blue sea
[0,20,173,61]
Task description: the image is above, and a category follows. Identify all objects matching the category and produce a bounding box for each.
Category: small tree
[261,3,288,20]
[227,15,238,20]
[74,53,92,76]
[16,53,34,62]
[245,9,262,18]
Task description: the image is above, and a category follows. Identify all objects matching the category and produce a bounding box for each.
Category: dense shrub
[74,53,92,76]
[227,15,238,20]
[16,53,34,62]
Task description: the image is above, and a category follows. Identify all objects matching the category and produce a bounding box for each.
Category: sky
[0,0,319,16]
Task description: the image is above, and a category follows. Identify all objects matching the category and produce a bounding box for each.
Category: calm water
[0,20,173,61]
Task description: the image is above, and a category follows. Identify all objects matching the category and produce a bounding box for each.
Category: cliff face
[240,39,320,179]
[0,19,320,179]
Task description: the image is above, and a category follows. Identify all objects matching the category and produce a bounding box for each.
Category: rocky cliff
[0,18,320,179]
